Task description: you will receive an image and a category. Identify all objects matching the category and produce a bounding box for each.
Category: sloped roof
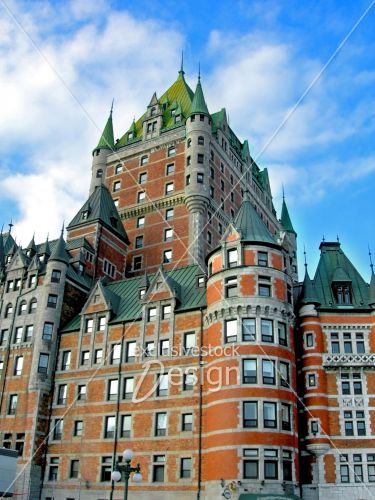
[62,264,206,332]
[117,70,194,145]
[49,233,69,264]
[300,268,320,305]
[67,184,129,243]
[233,192,278,246]
[94,109,114,152]
[313,242,370,309]
[189,76,209,116]
[281,199,296,234]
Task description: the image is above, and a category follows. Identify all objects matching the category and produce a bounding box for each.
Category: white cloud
[0,0,184,245]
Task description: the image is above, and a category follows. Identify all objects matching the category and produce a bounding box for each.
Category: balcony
[323,353,375,369]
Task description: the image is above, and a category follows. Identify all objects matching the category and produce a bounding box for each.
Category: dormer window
[333,283,352,305]
[227,248,238,268]
[82,211,89,220]
[128,132,134,140]
[170,108,176,116]
[151,107,156,116]
[175,115,181,123]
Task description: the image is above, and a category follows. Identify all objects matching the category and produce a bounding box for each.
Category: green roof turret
[49,227,69,264]
[93,103,115,154]
[301,268,320,306]
[280,193,296,235]
[369,272,375,307]
[233,190,277,246]
[189,74,210,116]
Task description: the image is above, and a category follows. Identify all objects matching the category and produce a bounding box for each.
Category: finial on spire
[180,51,184,74]
[322,235,325,242]
[337,234,340,243]
[9,220,13,233]
[198,62,201,81]
[61,222,65,236]
[304,245,307,270]
[369,245,374,274]
[282,184,285,201]
[110,98,114,115]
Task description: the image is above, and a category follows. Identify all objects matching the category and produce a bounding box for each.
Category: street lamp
[111,449,142,500]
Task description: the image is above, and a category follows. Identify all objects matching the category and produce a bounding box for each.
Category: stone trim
[118,193,185,219]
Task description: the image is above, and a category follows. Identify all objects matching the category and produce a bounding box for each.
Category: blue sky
[0,0,374,279]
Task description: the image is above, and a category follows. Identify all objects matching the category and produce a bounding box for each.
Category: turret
[184,73,211,267]
[26,235,37,259]
[280,193,298,283]
[369,271,375,308]
[89,104,115,195]
[299,267,320,317]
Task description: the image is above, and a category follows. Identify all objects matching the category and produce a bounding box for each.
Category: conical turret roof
[39,237,51,256]
[233,191,277,246]
[301,268,320,305]
[49,231,69,264]
[189,76,209,116]
[281,198,296,235]
[94,107,114,153]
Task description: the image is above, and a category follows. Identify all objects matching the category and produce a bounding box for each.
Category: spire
[301,268,320,306]
[49,228,69,264]
[233,190,277,245]
[280,196,296,235]
[0,231,5,269]
[26,234,37,257]
[178,51,185,77]
[93,104,115,154]
[189,72,210,116]
[369,271,375,307]
[39,236,51,257]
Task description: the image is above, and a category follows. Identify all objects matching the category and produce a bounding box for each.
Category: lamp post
[111,449,142,500]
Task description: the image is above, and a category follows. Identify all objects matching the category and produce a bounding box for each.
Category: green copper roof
[67,184,129,243]
[0,233,5,268]
[313,242,370,309]
[49,232,69,264]
[369,272,375,306]
[281,198,296,234]
[233,191,278,246]
[62,264,206,332]
[94,109,114,153]
[189,76,209,116]
[117,71,194,145]
[300,268,320,305]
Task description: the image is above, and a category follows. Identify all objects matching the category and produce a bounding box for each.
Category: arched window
[5,303,13,318]
[29,299,37,313]
[18,301,27,315]
[187,138,192,148]
[198,136,204,145]
[96,169,103,178]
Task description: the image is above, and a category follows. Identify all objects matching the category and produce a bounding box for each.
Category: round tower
[184,75,211,267]
[202,194,298,498]
[89,105,115,195]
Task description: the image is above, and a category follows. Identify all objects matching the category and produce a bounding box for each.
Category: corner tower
[203,192,298,498]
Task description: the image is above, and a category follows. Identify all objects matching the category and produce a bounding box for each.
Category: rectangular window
[180,458,192,478]
[280,362,290,388]
[225,319,237,343]
[155,412,167,436]
[162,304,172,320]
[73,420,83,436]
[165,182,174,194]
[157,374,168,396]
[306,332,314,347]
[197,172,204,183]
[243,402,258,428]
[137,191,145,203]
[111,344,121,364]
[225,276,237,298]
[101,457,112,482]
[51,269,61,283]
[14,356,23,376]
[38,353,49,374]
[0,329,8,346]
[121,414,132,438]
[135,235,143,248]
[197,153,204,164]
[183,373,195,391]
[227,248,238,268]
[70,459,79,479]
[264,402,277,428]
[43,322,53,341]
[166,163,174,175]
[145,341,155,357]
[133,255,142,271]
[57,384,67,405]
[98,316,106,331]
[53,418,63,440]
[104,416,116,438]
[126,341,137,362]
[257,251,268,267]
[47,294,58,308]
[160,339,170,356]
[259,284,271,297]
[261,319,274,342]
[278,322,287,346]
[244,460,259,479]
[113,181,121,192]
[77,385,86,401]
[80,351,89,366]
[262,360,275,384]
[164,228,173,241]
[283,450,293,481]
[282,403,291,431]
[123,377,134,400]
[152,455,165,482]
[182,413,193,431]
[243,359,257,383]
[94,349,103,364]
[14,327,23,344]
[166,208,174,220]
[163,249,172,263]
[148,307,156,322]
[139,172,147,184]
[8,394,18,415]
[184,332,196,354]
[242,318,256,341]
[48,458,59,481]
[137,216,145,228]
[108,379,119,401]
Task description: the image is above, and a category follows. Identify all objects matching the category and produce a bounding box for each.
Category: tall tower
[89,105,115,195]
[184,74,211,268]
[203,193,298,498]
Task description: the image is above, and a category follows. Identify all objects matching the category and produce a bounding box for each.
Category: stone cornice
[119,193,185,220]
